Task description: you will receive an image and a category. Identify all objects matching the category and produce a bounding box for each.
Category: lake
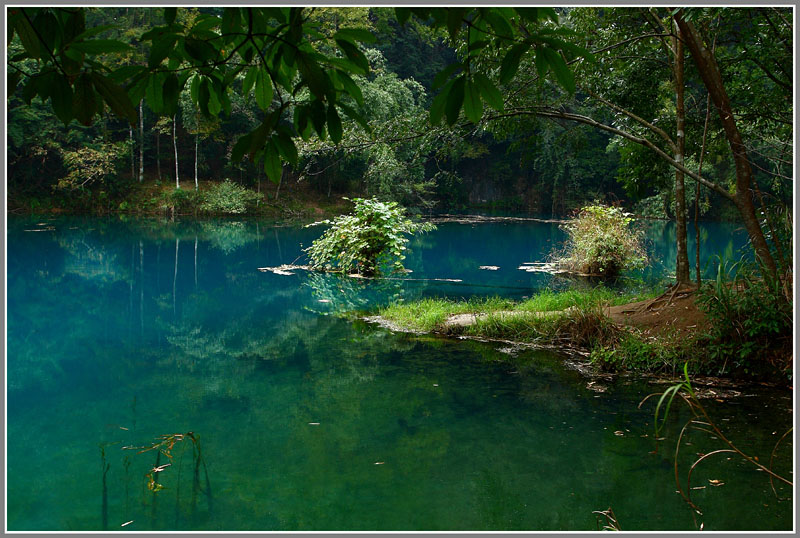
[6,215,792,531]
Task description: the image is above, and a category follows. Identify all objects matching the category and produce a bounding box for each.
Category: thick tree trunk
[138,100,144,183]
[173,115,180,189]
[673,24,691,284]
[675,14,778,279]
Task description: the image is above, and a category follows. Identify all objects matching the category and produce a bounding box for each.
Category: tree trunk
[674,14,778,279]
[194,133,199,191]
[156,130,161,181]
[173,115,180,189]
[138,100,144,183]
[696,90,712,287]
[673,23,691,284]
[129,126,135,179]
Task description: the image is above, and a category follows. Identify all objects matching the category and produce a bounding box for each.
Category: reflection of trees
[303,272,405,315]
[198,221,260,254]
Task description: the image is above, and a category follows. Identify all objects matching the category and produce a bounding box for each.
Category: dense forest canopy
[6,6,793,280]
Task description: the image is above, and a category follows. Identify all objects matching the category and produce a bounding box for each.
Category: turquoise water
[7,216,791,531]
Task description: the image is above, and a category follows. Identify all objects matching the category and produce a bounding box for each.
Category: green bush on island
[305,197,434,276]
[199,180,263,214]
[555,204,647,277]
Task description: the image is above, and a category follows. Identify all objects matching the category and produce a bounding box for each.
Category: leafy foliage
[305,197,434,275]
[555,204,647,277]
[695,260,792,376]
[57,139,128,190]
[199,179,263,214]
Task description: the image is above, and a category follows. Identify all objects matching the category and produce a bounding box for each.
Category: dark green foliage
[305,197,434,276]
[695,260,792,376]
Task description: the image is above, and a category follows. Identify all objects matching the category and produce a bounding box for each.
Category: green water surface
[6,216,792,531]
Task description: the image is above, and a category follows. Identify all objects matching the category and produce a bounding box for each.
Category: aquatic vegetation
[642,365,793,524]
[554,205,647,277]
[305,197,435,276]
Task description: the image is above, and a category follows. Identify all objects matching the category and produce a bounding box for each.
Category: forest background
[6,7,793,274]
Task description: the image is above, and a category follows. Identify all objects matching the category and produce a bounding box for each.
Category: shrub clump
[305,197,434,276]
[200,180,263,214]
[555,204,647,277]
[695,261,792,377]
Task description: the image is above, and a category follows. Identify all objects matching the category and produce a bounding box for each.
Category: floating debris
[121,521,134,527]
[708,479,725,486]
[479,265,500,271]
[308,422,320,426]
[258,264,311,276]
[374,461,385,465]
[427,214,566,225]
[433,383,439,387]
[318,299,331,303]
[23,227,55,232]
[613,431,625,436]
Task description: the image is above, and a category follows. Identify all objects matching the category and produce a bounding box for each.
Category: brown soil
[605,290,710,338]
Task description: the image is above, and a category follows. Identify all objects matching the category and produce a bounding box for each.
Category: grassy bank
[376,284,791,380]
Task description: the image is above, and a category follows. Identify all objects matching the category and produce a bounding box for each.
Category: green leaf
[91,72,137,124]
[309,99,327,139]
[231,131,254,163]
[327,104,343,144]
[395,8,412,25]
[263,139,283,183]
[499,43,530,85]
[149,34,177,68]
[21,75,39,104]
[429,79,454,126]
[445,76,466,126]
[207,81,222,116]
[273,129,298,166]
[184,36,217,62]
[333,28,376,44]
[254,69,273,111]
[540,47,574,93]
[241,66,258,98]
[71,24,116,42]
[482,9,514,39]
[296,51,331,101]
[335,71,363,106]
[72,73,98,126]
[13,13,41,59]
[433,63,461,91]
[534,48,549,78]
[335,40,369,74]
[446,8,467,42]
[145,73,165,114]
[338,102,370,132]
[164,7,177,25]
[70,39,133,54]
[327,57,367,76]
[463,80,483,123]
[473,73,503,111]
[50,74,73,125]
[221,8,241,35]
[162,73,180,117]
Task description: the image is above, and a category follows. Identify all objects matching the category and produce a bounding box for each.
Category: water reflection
[7,215,786,532]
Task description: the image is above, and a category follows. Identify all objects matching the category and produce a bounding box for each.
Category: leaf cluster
[304,197,434,276]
